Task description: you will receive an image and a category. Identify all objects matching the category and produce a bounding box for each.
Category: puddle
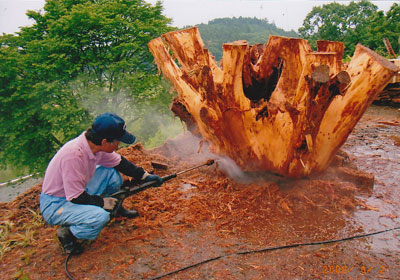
[338,105,400,270]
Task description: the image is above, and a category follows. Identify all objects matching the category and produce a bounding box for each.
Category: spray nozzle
[205,159,215,166]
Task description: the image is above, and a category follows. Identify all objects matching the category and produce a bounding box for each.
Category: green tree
[363,3,400,56]
[384,3,400,56]
[298,0,378,57]
[0,0,175,173]
[195,17,299,62]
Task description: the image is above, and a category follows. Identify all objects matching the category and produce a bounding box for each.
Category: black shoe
[117,206,139,218]
[57,227,84,255]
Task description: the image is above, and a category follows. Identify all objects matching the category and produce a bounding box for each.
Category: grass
[0,220,13,258]
[12,268,31,280]
[0,168,28,183]
[0,208,44,260]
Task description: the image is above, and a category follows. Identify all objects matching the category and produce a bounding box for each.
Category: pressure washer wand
[109,159,215,217]
[66,160,216,280]
[174,159,215,176]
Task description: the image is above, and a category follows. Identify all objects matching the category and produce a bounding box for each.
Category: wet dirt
[0,105,399,280]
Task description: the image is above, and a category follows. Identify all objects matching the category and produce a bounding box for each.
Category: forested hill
[194,17,299,61]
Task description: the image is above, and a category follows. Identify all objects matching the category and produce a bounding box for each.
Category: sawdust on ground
[0,105,399,280]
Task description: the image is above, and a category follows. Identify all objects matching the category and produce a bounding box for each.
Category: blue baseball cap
[92,112,136,144]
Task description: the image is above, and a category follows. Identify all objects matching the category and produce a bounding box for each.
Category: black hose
[147,226,400,280]
[63,225,399,279]
[63,226,400,279]
[64,253,75,280]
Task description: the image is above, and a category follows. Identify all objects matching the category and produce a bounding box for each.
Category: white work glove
[103,197,118,210]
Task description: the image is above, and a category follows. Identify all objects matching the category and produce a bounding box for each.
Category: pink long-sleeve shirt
[42,132,121,201]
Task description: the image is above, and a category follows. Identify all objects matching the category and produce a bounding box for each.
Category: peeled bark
[148,27,399,178]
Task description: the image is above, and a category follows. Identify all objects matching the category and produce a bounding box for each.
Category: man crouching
[40,112,162,255]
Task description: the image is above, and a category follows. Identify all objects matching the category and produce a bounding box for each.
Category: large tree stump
[148,27,399,178]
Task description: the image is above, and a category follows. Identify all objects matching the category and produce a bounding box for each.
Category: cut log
[148,27,399,178]
[375,59,400,106]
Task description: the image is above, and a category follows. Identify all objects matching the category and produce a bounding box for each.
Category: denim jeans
[40,166,123,240]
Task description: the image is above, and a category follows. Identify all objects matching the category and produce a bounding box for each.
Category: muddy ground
[0,105,399,280]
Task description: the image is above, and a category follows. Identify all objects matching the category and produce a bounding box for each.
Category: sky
[0,0,397,35]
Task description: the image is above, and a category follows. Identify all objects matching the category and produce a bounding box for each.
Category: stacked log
[374,59,400,106]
